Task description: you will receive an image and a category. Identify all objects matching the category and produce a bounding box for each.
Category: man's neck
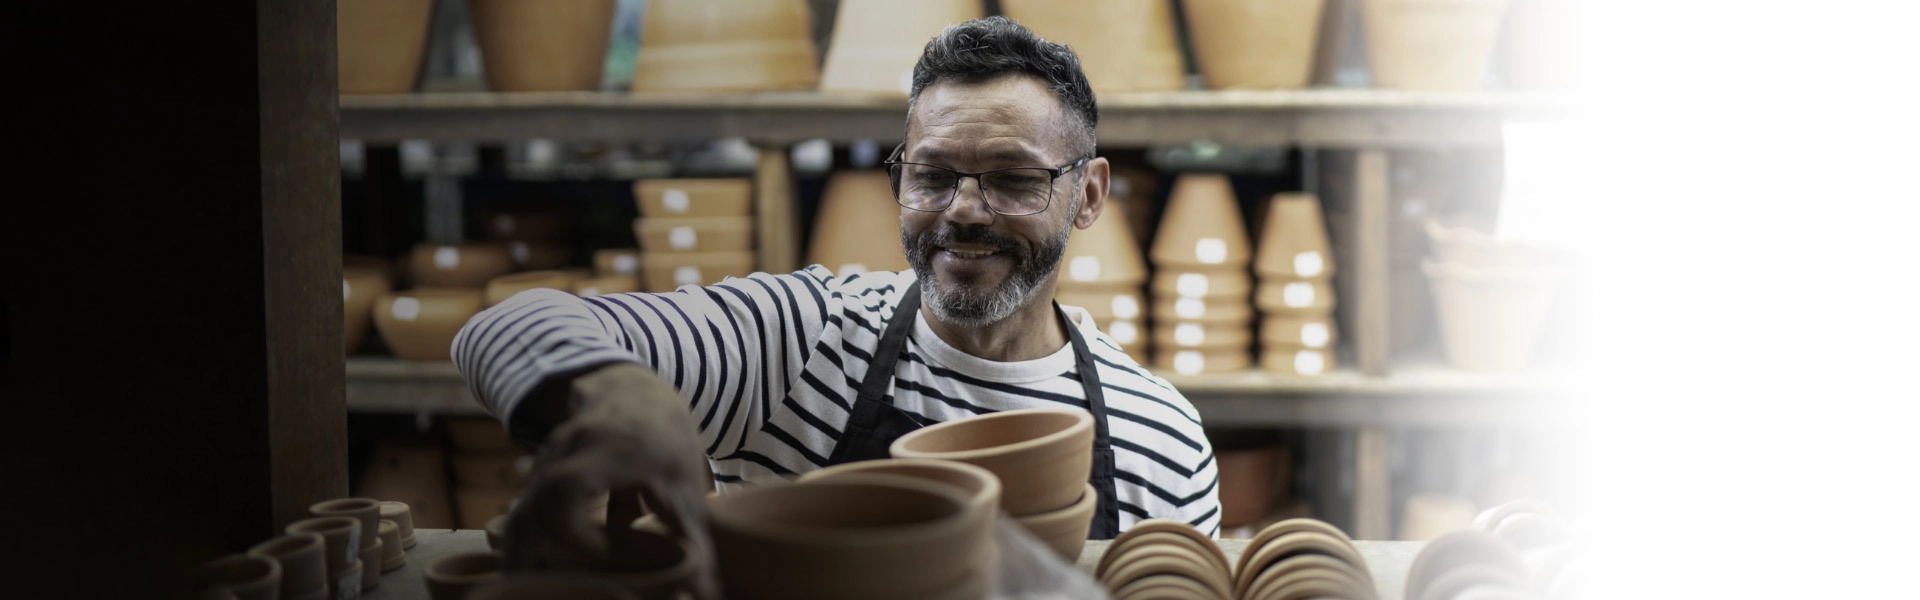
[918,288,1069,362]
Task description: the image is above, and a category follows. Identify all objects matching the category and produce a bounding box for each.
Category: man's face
[899,75,1083,328]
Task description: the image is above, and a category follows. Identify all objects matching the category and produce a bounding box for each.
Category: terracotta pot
[1254,278,1337,315]
[1215,446,1283,529]
[889,408,1096,515]
[1151,175,1252,268]
[377,503,417,550]
[634,216,754,253]
[424,552,505,600]
[634,179,754,218]
[1154,347,1252,375]
[1259,345,1336,376]
[191,554,281,600]
[1011,482,1098,561]
[1055,289,1145,323]
[467,575,640,600]
[821,0,983,95]
[809,170,910,276]
[505,241,571,271]
[336,0,434,94]
[1403,530,1524,600]
[1149,267,1253,299]
[1152,320,1254,350]
[378,520,405,571]
[309,497,382,550]
[1151,294,1254,323]
[248,534,328,600]
[1182,0,1325,90]
[455,486,519,530]
[343,268,390,354]
[484,270,571,307]
[1399,492,1478,542]
[1422,259,1561,371]
[1255,193,1337,279]
[1000,0,1185,94]
[639,251,756,291]
[467,0,615,91]
[798,458,1002,523]
[481,211,569,242]
[411,243,516,289]
[707,476,984,600]
[593,248,643,277]
[1362,0,1512,91]
[357,537,384,590]
[372,289,484,361]
[1099,520,1231,580]
[1061,198,1149,287]
[631,0,819,92]
[1261,316,1337,350]
[451,451,531,488]
[573,274,642,296]
[284,517,362,577]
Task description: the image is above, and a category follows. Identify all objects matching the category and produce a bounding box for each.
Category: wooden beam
[754,144,800,274]
[1354,150,1393,376]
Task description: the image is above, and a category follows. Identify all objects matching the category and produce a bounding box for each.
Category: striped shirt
[452,266,1222,536]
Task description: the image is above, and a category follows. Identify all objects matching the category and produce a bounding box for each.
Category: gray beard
[901,202,1074,328]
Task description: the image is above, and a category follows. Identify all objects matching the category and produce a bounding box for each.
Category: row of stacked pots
[190,498,423,600]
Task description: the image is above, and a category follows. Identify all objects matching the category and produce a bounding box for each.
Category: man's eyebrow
[911,146,1048,165]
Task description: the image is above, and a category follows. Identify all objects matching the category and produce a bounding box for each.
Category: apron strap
[856,280,922,406]
[1056,300,1122,539]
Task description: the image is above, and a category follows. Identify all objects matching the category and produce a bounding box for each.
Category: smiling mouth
[944,248,998,259]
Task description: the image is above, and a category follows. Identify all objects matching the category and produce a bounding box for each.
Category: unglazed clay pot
[248,534,327,600]
[1055,289,1146,326]
[1235,518,1360,577]
[639,251,755,292]
[631,0,820,92]
[1234,532,1371,599]
[377,520,405,571]
[1150,294,1254,323]
[1214,445,1284,528]
[467,0,614,91]
[378,501,417,549]
[593,248,643,278]
[1362,0,1512,91]
[309,497,382,550]
[191,553,281,600]
[336,0,434,94]
[707,476,985,600]
[284,517,361,577]
[1245,554,1375,600]
[1261,316,1337,350]
[1254,278,1338,316]
[634,216,754,253]
[467,575,640,600]
[1060,198,1148,288]
[410,243,516,288]
[1151,174,1251,268]
[484,270,570,307]
[372,288,484,361]
[357,537,384,590]
[1152,320,1254,350]
[424,552,505,600]
[1111,574,1221,600]
[809,170,910,276]
[1149,268,1253,299]
[1099,520,1232,580]
[1001,0,1185,94]
[890,408,1096,516]
[1259,345,1336,376]
[1183,0,1326,89]
[820,0,982,95]
[1256,193,1337,279]
[1012,482,1099,561]
[343,267,390,354]
[1155,347,1253,375]
[633,179,754,218]
[798,458,1002,521]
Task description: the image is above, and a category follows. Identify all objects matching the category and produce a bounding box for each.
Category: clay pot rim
[796,458,1003,515]
[1103,550,1234,600]
[1245,554,1373,600]
[1101,519,1231,580]
[247,532,324,559]
[196,553,282,589]
[1250,565,1368,600]
[889,408,1094,462]
[1012,482,1098,525]
[1235,532,1369,597]
[378,519,398,535]
[309,497,381,516]
[285,516,359,536]
[1110,573,1219,600]
[377,501,410,518]
[425,551,506,583]
[707,475,975,546]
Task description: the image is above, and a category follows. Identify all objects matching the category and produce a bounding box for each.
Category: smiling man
[452,16,1219,576]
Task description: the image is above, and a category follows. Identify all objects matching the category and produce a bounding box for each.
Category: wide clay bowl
[1100,519,1232,580]
[466,574,638,600]
[410,242,515,288]
[372,289,484,361]
[1011,482,1098,561]
[707,475,984,600]
[424,551,505,600]
[191,553,282,600]
[889,408,1095,515]
[798,458,1003,525]
[484,270,570,307]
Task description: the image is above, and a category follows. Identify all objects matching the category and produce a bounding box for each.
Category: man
[453,15,1218,576]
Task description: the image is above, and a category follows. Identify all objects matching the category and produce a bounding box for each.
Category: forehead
[907,75,1070,165]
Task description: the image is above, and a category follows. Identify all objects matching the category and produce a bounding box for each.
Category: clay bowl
[411,242,515,288]
[467,574,638,600]
[1011,482,1098,561]
[246,533,326,599]
[483,270,569,307]
[1111,573,1223,600]
[1101,544,1234,599]
[309,497,382,550]
[1403,530,1524,600]
[342,267,389,354]
[1260,571,1369,600]
[378,501,416,549]
[377,520,404,571]
[706,475,983,600]
[889,408,1095,515]
[191,553,281,600]
[1235,531,1370,598]
[372,289,484,361]
[797,458,1003,525]
[424,551,505,600]
[1100,519,1232,579]
[284,517,362,576]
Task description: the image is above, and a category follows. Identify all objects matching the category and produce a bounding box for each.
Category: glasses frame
[883,143,1091,216]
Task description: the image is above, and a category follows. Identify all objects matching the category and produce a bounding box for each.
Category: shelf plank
[339,89,1574,147]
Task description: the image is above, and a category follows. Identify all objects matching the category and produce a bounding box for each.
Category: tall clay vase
[631,0,820,92]
[1001,0,1186,94]
[808,171,910,276]
[1255,193,1336,279]
[343,268,389,354]
[1363,0,1512,91]
[467,0,615,91]
[1150,175,1252,269]
[821,0,984,95]
[337,0,435,94]
[1182,0,1327,89]
[1059,197,1148,288]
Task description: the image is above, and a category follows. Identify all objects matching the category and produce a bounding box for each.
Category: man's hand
[500,362,719,599]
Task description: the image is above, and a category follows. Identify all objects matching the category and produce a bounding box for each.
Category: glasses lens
[892,163,958,211]
[980,168,1055,215]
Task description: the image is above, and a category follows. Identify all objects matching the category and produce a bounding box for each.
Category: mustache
[911,224,1029,259]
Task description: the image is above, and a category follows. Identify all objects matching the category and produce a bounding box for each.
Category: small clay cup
[467,574,640,600]
[191,553,281,600]
[424,551,505,600]
[377,519,405,571]
[247,533,326,599]
[378,501,417,549]
[889,408,1096,515]
[1011,483,1099,561]
[284,516,362,576]
[357,536,383,590]
[309,498,382,550]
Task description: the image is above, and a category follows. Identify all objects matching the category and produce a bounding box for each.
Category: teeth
[947,249,995,259]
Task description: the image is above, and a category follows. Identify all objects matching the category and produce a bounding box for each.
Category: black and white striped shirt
[452,267,1222,535]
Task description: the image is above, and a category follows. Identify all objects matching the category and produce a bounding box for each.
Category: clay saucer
[1110,573,1226,600]
[1101,544,1234,600]
[1245,555,1375,600]
[1098,531,1228,581]
[1235,518,1356,576]
[1404,530,1525,600]
[1234,531,1369,598]
[1100,519,1231,579]
[1267,575,1363,600]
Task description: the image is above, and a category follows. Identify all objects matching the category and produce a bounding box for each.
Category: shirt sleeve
[451,267,836,457]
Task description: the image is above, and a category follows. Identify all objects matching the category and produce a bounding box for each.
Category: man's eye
[914,172,955,185]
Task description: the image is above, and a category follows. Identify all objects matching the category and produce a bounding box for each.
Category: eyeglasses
[883,143,1090,216]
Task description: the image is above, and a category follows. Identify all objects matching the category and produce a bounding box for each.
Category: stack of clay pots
[444,417,531,530]
[1254,193,1340,376]
[466,0,615,92]
[820,0,982,96]
[1095,519,1235,599]
[631,0,819,92]
[210,498,421,600]
[1233,518,1378,600]
[355,438,457,530]
[890,409,1099,561]
[587,248,646,296]
[370,242,513,361]
[1149,175,1255,375]
[336,0,434,94]
[809,170,911,277]
[1181,0,1327,90]
[1421,218,1563,371]
[632,178,757,292]
[1362,0,1513,91]
[1056,197,1151,364]
[1001,0,1186,94]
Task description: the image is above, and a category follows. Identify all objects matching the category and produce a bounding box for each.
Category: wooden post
[1354,150,1392,376]
[755,143,800,274]
[1351,427,1394,540]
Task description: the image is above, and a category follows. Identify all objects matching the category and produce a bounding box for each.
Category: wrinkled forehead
[906,74,1075,166]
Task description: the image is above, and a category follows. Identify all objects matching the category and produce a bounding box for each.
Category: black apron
[824,281,1122,539]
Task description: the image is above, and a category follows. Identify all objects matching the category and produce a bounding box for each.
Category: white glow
[673,266,702,286]
[1110,319,1138,344]
[1172,351,1203,375]
[1176,273,1209,297]
[433,247,459,270]
[1292,350,1324,376]
[613,255,637,275]
[509,241,530,265]
[1069,255,1102,281]
[1293,251,1324,277]
[1195,238,1228,264]
[1175,297,1205,319]
[669,227,697,250]
[341,280,352,300]
[1300,323,1329,348]
[1173,323,1205,346]
[391,297,421,322]
[1282,282,1315,308]
[662,189,690,213]
[1110,294,1140,319]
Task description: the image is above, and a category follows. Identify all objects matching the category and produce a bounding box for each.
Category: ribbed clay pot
[890,408,1095,516]
[336,0,435,94]
[1183,0,1326,89]
[809,170,910,276]
[1151,175,1252,269]
[820,0,983,95]
[798,459,1003,574]
[1261,316,1337,350]
[1254,278,1337,316]
[1000,0,1185,94]
[1150,267,1253,299]
[343,267,390,354]
[1099,519,1232,580]
[378,501,417,550]
[410,243,515,289]
[1152,320,1254,350]
[1151,294,1254,323]
[1155,347,1252,375]
[425,552,505,600]
[1260,345,1335,376]
[484,270,571,307]
[1255,193,1337,279]
[634,216,755,253]
[1055,289,1146,324]
[631,0,819,92]
[633,179,754,218]
[1011,482,1098,561]
[248,533,327,600]
[1060,199,1148,288]
[372,288,483,361]
[467,0,615,91]
[191,554,282,600]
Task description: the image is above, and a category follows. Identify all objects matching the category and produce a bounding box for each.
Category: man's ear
[1075,157,1110,230]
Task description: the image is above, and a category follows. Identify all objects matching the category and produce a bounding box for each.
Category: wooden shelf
[339,89,1574,147]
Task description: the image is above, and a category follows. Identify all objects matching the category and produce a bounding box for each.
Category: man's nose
[945,176,997,225]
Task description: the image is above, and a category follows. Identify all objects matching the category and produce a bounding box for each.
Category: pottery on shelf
[1362,0,1513,91]
[634,179,754,218]
[1422,259,1561,371]
[1149,294,1255,324]
[1055,289,1146,324]
[821,0,983,95]
[377,520,405,571]
[309,498,382,550]
[809,170,910,276]
[1149,268,1254,299]
[593,249,643,278]
[634,216,755,253]
[410,243,516,289]
[630,0,819,92]
[372,288,484,361]
[889,408,1095,516]
[424,552,506,600]
[1260,316,1337,350]
[481,210,570,242]
[1150,175,1252,268]
[639,251,756,292]
[1253,278,1338,315]
[1059,196,1149,288]
[1255,193,1337,279]
[484,270,571,307]
[336,0,435,94]
[1183,0,1326,89]
[1259,344,1336,376]
[284,517,362,577]
[1153,347,1253,375]
[343,267,390,354]
[1000,0,1185,94]
[1215,445,1285,529]
[467,0,615,91]
[247,533,328,600]
[1151,320,1254,350]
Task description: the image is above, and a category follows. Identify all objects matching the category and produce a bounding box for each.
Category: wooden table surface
[363,529,1424,600]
